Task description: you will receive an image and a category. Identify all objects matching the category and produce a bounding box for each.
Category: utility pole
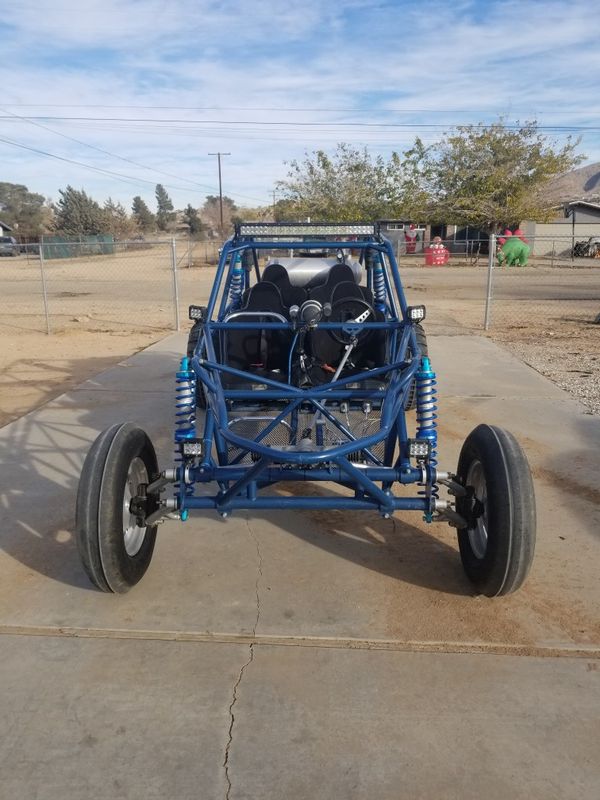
[208,152,231,236]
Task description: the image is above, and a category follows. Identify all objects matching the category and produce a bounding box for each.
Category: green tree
[155,184,176,231]
[0,182,48,237]
[54,186,105,235]
[182,203,204,236]
[132,195,155,233]
[276,144,408,221]
[421,120,584,231]
[103,198,136,239]
[201,195,237,235]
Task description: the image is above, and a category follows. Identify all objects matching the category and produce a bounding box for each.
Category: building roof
[0,220,13,231]
[565,200,600,212]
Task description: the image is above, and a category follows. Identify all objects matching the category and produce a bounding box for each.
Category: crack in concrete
[223,644,254,800]
[223,517,263,800]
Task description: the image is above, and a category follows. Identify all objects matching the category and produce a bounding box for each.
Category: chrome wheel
[122,456,149,556]
[466,458,488,560]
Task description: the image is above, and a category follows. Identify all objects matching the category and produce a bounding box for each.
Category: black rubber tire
[405,323,428,410]
[75,423,159,593]
[455,424,536,597]
[186,321,207,410]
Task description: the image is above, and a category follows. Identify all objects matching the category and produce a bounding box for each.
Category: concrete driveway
[0,331,599,799]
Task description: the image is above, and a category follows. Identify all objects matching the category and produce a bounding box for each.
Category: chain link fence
[0,238,228,335]
[1,234,598,335]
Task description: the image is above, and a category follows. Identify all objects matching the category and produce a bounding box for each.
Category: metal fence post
[38,242,51,334]
[484,233,496,331]
[170,237,180,331]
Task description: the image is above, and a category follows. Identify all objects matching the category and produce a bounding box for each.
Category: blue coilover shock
[174,356,197,519]
[372,254,387,313]
[415,356,439,522]
[175,356,197,442]
[228,254,244,309]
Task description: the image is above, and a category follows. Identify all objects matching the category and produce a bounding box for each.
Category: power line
[0,105,234,194]
[0,131,269,204]
[3,103,600,117]
[0,116,597,132]
[0,134,196,191]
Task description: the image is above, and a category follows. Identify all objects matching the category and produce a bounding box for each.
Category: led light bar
[236,222,378,238]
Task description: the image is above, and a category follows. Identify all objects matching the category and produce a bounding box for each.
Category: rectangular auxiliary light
[181,440,204,457]
[407,305,426,322]
[189,305,207,321]
[408,439,432,459]
[236,222,378,238]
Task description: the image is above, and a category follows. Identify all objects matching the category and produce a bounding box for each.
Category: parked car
[0,236,18,256]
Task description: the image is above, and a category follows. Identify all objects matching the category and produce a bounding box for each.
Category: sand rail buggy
[76,222,536,596]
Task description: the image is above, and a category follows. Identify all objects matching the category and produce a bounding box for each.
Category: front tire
[455,424,536,597]
[76,423,159,593]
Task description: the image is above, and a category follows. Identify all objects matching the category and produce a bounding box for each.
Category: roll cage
[178,222,439,519]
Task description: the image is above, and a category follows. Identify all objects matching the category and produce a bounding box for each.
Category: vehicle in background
[0,236,18,256]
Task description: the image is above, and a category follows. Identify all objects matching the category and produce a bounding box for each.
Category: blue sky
[1,0,599,212]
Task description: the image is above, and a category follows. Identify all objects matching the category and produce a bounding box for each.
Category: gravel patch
[491,321,600,415]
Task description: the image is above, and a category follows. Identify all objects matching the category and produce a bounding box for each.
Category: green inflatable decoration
[498,235,530,266]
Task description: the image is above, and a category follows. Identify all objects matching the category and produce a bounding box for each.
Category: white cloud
[0,0,598,210]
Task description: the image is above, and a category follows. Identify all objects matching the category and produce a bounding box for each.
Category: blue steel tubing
[207,240,234,319]
[335,458,394,511]
[287,330,299,383]
[415,356,439,521]
[229,398,304,465]
[199,355,412,397]
[190,465,423,484]
[208,321,400,330]
[310,399,383,465]
[200,408,216,467]
[195,358,420,466]
[184,496,429,512]
[382,240,408,317]
[216,457,270,511]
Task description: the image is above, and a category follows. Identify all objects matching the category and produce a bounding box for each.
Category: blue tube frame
[178,227,433,517]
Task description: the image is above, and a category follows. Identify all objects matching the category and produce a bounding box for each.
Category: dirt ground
[0,327,161,427]
[0,252,598,424]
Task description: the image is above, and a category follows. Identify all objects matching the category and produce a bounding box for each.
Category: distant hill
[545,162,600,204]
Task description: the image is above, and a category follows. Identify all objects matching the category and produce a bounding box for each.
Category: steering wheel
[329,296,375,345]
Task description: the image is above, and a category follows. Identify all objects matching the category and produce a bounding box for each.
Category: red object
[513,229,529,243]
[425,245,449,266]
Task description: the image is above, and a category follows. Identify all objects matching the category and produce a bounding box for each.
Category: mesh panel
[227,416,293,464]
[226,406,385,463]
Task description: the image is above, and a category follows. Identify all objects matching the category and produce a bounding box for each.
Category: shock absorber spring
[415,356,439,520]
[228,254,244,309]
[174,356,197,516]
[174,356,197,443]
[372,254,387,313]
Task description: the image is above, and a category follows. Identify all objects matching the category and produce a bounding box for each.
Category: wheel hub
[123,457,149,556]
[465,459,488,560]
